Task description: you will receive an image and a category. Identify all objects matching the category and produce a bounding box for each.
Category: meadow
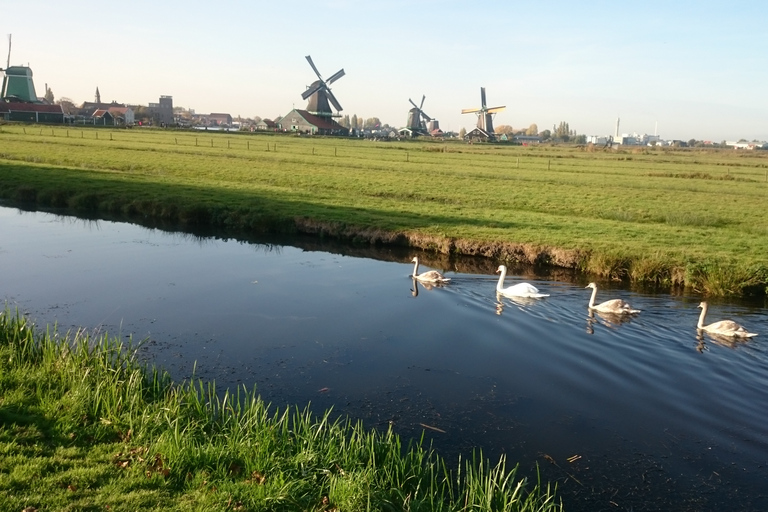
[1,125,767,296]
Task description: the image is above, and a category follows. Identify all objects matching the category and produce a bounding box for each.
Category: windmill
[405,95,439,136]
[301,55,345,118]
[461,87,505,139]
[1,34,39,103]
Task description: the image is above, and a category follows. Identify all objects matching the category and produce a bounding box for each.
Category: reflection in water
[495,293,542,314]
[409,278,447,297]
[697,329,754,350]
[586,309,634,334]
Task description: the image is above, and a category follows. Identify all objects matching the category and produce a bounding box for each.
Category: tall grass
[0,309,561,511]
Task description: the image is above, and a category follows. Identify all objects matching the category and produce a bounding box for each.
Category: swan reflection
[696,329,751,350]
[410,278,447,297]
[586,309,634,333]
[495,293,542,315]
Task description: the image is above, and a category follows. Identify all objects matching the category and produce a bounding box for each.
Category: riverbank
[1,125,767,296]
[0,310,561,511]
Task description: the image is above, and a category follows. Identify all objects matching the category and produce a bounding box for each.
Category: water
[2,204,767,511]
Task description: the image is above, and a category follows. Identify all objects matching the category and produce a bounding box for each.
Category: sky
[2,0,767,141]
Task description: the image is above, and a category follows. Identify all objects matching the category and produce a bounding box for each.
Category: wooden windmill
[461,87,505,139]
[405,95,439,136]
[301,55,345,118]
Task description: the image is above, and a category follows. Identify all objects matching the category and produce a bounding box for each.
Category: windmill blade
[305,55,323,80]
[420,110,432,122]
[409,98,420,109]
[327,68,345,84]
[5,34,11,69]
[326,89,343,112]
[461,108,481,114]
[486,106,506,114]
[301,81,325,100]
[419,95,425,109]
[480,87,487,108]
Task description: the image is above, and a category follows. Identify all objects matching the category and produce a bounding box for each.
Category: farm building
[0,100,65,123]
[277,109,349,136]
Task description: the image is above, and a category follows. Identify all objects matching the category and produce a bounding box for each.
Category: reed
[0,309,561,511]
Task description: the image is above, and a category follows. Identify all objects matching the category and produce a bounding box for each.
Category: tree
[555,121,570,140]
[338,114,350,128]
[351,114,358,131]
[540,129,551,141]
[56,97,76,115]
[44,86,54,104]
[688,139,697,147]
[526,123,538,136]
[494,124,514,135]
[459,127,467,138]
[364,117,381,130]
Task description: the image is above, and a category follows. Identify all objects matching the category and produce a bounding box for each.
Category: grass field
[1,124,767,296]
[0,309,561,512]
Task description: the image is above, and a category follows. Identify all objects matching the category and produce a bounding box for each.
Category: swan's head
[585,282,597,290]
[411,256,419,263]
[698,301,707,309]
[495,265,506,274]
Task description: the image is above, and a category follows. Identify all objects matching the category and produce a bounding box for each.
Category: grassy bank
[1,125,767,295]
[0,310,561,511]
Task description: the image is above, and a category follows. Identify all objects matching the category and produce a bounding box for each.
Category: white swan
[697,301,757,338]
[411,256,450,283]
[495,265,549,298]
[585,282,640,314]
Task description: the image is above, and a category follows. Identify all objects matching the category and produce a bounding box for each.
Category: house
[91,109,115,126]
[0,99,65,123]
[277,109,349,135]
[107,106,134,125]
[255,119,277,131]
[464,127,495,142]
[208,113,233,126]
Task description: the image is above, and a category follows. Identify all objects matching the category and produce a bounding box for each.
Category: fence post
[548,159,551,170]
[211,139,213,147]
[247,140,250,150]
[406,152,409,162]
[227,139,230,149]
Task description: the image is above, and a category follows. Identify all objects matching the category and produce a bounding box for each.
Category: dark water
[2,205,767,511]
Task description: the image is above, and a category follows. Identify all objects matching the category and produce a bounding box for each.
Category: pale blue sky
[3,0,766,140]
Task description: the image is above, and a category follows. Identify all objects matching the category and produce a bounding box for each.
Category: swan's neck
[496,268,507,291]
[412,259,419,277]
[588,286,598,308]
[697,304,707,329]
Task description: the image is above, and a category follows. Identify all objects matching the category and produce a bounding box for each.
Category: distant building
[147,95,173,126]
[0,100,64,123]
[277,109,349,135]
[255,119,277,131]
[1,66,38,102]
[91,109,115,126]
[208,113,233,126]
[464,127,494,142]
[513,134,542,145]
[107,106,134,125]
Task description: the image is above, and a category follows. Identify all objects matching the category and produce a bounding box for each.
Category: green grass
[1,124,768,295]
[0,309,561,511]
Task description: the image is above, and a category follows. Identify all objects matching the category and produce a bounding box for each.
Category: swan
[697,301,757,338]
[495,265,549,298]
[585,282,640,314]
[411,256,450,283]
